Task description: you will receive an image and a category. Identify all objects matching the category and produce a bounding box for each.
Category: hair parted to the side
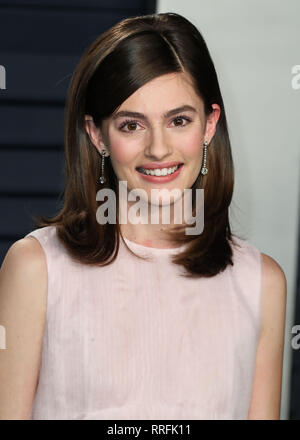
[32,12,244,278]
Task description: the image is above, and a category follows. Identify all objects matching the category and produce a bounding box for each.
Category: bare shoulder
[1,236,47,281]
[247,252,287,419]
[260,252,287,332]
[0,235,48,315]
[261,252,287,301]
[4,235,46,261]
[0,236,47,419]
[261,252,286,284]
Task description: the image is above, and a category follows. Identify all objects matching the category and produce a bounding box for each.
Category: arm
[247,253,287,419]
[0,237,47,420]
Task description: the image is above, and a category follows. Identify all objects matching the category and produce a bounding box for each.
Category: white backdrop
[157,0,300,419]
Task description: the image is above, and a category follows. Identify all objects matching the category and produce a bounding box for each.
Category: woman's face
[88,72,220,205]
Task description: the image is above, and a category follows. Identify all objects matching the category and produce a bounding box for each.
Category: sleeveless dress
[24,225,262,420]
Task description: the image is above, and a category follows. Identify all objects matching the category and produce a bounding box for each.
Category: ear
[85,115,109,156]
[203,104,221,143]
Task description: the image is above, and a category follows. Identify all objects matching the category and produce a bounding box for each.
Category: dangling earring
[99,148,106,184]
[201,140,209,175]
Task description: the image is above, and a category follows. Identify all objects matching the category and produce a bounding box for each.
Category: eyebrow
[112,105,197,121]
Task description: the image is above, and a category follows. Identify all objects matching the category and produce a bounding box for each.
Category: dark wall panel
[0,105,64,144]
[0,151,64,193]
[0,0,157,264]
[0,197,63,238]
[1,0,147,8]
[0,53,78,101]
[0,9,137,54]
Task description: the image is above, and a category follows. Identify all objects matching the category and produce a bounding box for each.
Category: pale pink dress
[24,225,262,420]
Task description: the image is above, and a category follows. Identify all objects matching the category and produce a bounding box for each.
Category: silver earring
[99,148,106,184]
[201,140,209,175]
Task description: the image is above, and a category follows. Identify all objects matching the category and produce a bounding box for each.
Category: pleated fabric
[24,225,262,420]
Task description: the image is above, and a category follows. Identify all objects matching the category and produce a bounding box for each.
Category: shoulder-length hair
[33,12,243,278]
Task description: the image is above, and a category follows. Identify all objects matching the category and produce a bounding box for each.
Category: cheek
[179,132,202,158]
[109,137,139,166]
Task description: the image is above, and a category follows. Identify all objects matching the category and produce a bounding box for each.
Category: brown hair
[33,12,243,278]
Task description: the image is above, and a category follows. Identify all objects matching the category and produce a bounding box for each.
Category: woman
[0,12,286,420]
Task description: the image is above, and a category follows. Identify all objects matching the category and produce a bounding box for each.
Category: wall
[157,0,300,419]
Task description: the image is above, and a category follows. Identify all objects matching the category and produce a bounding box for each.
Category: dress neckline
[122,235,188,255]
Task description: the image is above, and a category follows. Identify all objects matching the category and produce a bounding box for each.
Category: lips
[136,162,183,170]
[136,163,184,183]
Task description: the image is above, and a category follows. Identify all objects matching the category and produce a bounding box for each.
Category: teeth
[139,164,180,176]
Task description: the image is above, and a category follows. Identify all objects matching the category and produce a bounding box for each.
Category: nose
[143,125,172,160]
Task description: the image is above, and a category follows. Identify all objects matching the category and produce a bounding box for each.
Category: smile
[137,164,181,176]
[136,163,184,183]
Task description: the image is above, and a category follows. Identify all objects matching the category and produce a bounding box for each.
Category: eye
[118,115,192,133]
[118,119,141,132]
[171,115,192,127]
